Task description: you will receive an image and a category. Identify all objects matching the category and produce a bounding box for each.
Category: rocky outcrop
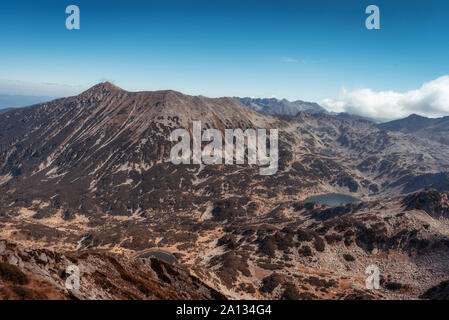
[420,280,449,300]
[402,189,449,219]
[0,240,226,300]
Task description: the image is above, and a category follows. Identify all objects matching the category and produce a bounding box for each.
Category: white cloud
[282,57,298,63]
[321,75,449,121]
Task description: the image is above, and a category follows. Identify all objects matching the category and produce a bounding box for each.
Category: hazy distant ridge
[234,96,326,115]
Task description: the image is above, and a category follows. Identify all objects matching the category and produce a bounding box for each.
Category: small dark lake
[304,193,361,207]
[320,149,336,156]
[137,250,177,264]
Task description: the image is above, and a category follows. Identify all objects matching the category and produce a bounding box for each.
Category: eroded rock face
[402,190,449,219]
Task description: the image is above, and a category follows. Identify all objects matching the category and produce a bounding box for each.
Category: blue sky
[0,0,448,118]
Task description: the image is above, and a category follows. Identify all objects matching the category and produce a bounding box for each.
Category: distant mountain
[0,107,14,114]
[234,97,326,115]
[0,94,55,109]
[334,112,377,123]
[378,114,436,132]
[379,114,449,145]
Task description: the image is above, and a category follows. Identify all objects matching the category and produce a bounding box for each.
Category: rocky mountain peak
[407,113,426,119]
[79,82,126,100]
[89,81,124,92]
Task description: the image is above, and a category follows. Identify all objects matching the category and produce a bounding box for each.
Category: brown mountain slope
[1,83,449,299]
[1,83,448,224]
[0,83,448,253]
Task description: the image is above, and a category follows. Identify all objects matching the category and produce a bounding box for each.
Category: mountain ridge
[234,96,326,116]
[1,82,449,300]
[378,113,449,145]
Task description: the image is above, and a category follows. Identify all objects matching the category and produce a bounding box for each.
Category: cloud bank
[0,79,86,97]
[321,75,449,122]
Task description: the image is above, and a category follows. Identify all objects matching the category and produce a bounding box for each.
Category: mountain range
[0,94,55,109]
[234,97,326,115]
[378,114,449,145]
[1,82,449,300]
